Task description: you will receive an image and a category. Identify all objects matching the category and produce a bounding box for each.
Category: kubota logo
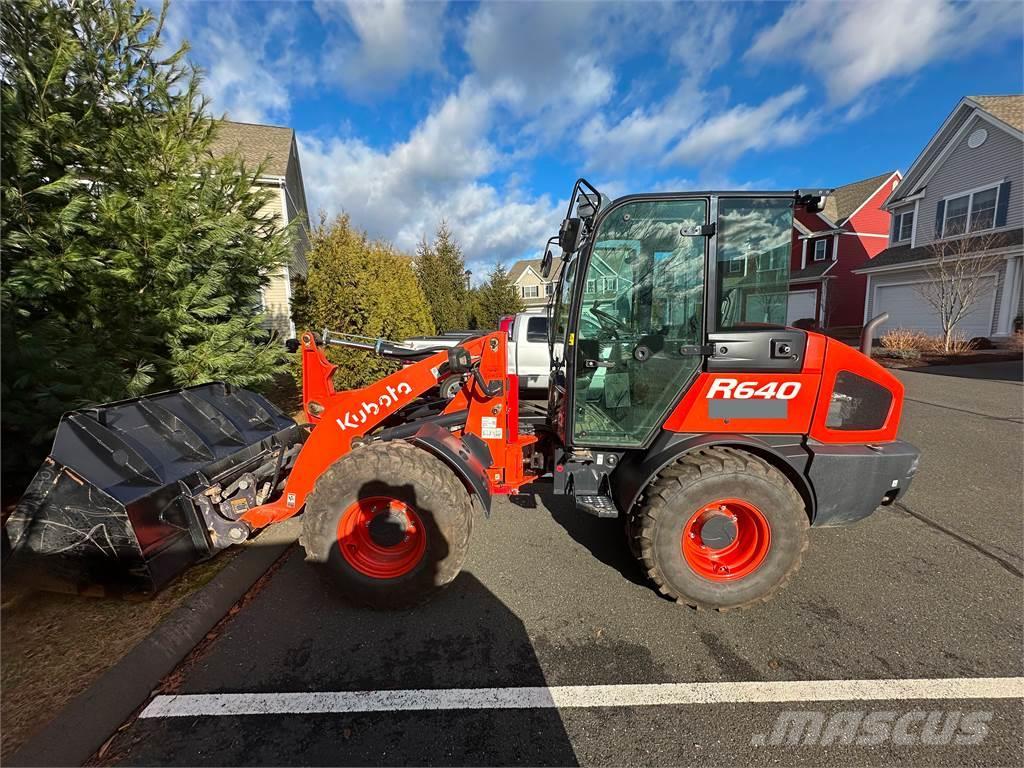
[335,382,413,431]
[706,378,801,400]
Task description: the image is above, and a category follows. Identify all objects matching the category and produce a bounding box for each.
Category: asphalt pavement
[100,361,1023,767]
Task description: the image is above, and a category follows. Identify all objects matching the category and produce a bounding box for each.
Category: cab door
[570,198,708,447]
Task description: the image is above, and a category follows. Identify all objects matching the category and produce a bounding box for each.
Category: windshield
[550,254,576,360]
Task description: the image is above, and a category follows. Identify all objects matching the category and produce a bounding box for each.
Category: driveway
[100,361,1023,766]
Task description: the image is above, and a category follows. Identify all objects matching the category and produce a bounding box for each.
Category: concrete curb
[7,519,301,767]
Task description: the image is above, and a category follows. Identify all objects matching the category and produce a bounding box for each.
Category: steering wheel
[591,302,629,336]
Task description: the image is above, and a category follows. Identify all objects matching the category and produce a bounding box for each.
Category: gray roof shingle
[208,120,295,177]
[969,95,1024,132]
[857,228,1023,272]
[823,171,898,224]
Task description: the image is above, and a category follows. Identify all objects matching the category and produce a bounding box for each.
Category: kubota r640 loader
[6,179,919,610]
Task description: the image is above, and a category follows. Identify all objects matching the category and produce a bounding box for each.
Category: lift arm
[241,331,536,529]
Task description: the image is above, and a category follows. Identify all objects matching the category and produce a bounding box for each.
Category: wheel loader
[5,179,920,610]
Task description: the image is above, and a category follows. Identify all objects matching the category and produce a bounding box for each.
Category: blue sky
[160,0,1024,278]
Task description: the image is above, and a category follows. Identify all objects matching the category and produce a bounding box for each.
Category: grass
[0,547,238,759]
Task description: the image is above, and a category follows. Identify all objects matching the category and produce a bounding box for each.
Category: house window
[970,187,998,231]
[585,279,597,293]
[813,240,827,261]
[895,211,914,241]
[943,186,999,237]
[545,282,554,296]
[521,285,539,299]
[728,257,744,274]
[603,277,617,292]
[943,194,969,236]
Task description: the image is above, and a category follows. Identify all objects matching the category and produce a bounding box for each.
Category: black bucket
[4,383,307,593]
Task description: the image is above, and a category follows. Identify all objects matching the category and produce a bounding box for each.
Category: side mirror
[540,248,554,278]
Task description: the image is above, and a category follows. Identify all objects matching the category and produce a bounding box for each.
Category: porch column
[995,254,1022,336]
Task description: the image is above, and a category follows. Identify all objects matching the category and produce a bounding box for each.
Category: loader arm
[241,331,536,529]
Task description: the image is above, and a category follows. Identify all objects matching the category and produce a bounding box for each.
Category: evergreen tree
[1,0,290,481]
[475,262,526,328]
[291,214,434,390]
[414,221,468,332]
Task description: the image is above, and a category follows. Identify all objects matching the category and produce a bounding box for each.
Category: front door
[571,198,708,447]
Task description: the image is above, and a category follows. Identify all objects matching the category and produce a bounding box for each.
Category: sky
[157,0,1024,280]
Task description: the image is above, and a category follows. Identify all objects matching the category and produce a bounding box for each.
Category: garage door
[787,289,817,324]
[873,277,996,337]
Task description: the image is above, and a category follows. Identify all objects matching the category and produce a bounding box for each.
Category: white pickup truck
[499,311,556,391]
[402,311,554,397]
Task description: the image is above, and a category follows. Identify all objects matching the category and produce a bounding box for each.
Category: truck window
[526,316,548,343]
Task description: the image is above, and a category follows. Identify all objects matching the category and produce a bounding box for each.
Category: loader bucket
[4,383,307,594]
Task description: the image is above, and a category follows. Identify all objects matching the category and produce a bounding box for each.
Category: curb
[7,519,301,767]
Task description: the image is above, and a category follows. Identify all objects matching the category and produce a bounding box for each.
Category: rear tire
[629,447,808,611]
[300,441,473,609]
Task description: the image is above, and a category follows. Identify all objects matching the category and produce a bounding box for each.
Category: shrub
[880,328,925,359]
[919,331,975,355]
[290,214,434,391]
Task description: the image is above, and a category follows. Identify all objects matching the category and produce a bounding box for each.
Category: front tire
[629,447,808,611]
[300,441,473,608]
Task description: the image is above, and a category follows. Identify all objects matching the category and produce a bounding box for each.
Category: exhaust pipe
[860,312,890,356]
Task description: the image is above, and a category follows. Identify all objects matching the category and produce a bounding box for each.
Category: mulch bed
[874,350,1024,369]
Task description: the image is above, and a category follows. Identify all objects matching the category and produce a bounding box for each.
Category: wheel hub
[337,496,427,579]
[681,499,771,582]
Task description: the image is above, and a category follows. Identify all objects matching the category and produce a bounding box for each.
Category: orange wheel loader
[5,179,919,610]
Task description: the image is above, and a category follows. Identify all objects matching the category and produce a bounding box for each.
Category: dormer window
[813,239,827,261]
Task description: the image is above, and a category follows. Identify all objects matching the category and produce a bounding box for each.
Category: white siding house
[209,121,311,340]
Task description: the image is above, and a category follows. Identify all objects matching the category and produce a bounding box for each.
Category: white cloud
[576,4,751,171]
[667,87,811,165]
[315,0,448,94]
[159,1,313,124]
[748,0,1022,104]
[463,1,614,145]
[297,80,563,271]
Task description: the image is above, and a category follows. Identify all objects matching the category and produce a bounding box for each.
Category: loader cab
[548,180,820,451]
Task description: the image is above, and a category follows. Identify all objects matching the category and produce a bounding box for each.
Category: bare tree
[915,231,1007,352]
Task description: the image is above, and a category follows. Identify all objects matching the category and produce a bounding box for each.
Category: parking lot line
[140,677,1024,718]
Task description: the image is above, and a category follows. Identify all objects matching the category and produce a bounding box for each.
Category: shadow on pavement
[900,358,1023,382]
[538,486,647,587]
[102,566,580,765]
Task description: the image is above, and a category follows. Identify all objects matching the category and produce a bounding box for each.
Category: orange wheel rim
[337,496,427,579]
[681,498,771,582]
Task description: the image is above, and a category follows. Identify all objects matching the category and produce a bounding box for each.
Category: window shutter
[891,213,899,241]
[995,181,1011,227]
[934,199,945,238]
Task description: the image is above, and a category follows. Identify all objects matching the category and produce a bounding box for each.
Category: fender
[408,422,494,517]
[610,431,817,521]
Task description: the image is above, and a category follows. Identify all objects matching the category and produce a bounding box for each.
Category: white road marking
[140,677,1024,718]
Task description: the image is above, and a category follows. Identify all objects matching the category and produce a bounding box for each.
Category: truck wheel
[301,441,473,609]
[629,447,808,611]
[439,375,464,400]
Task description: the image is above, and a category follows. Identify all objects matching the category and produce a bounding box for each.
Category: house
[509,258,562,308]
[209,120,311,339]
[788,170,902,332]
[854,95,1023,340]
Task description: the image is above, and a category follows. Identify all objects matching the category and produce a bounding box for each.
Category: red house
[788,170,901,332]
